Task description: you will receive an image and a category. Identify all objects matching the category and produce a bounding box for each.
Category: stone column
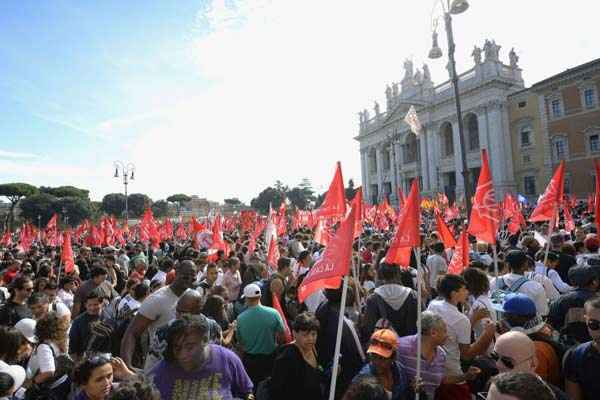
[486,101,509,189]
[360,148,369,203]
[389,142,398,203]
[419,133,430,192]
[375,145,384,202]
[428,125,440,193]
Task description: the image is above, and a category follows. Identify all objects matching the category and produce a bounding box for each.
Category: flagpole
[414,247,423,400]
[328,274,349,400]
[544,205,558,265]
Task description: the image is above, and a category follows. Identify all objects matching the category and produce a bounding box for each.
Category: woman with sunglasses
[72,356,136,400]
[353,329,422,400]
[268,312,325,400]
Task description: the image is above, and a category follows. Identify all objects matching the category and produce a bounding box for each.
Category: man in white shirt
[491,250,549,316]
[426,242,448,290]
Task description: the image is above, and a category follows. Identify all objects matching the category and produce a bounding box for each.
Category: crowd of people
[0,199,599,400]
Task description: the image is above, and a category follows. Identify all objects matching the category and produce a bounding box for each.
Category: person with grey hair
[396,311,448,399]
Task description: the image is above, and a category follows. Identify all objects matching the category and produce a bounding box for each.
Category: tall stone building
[355,39,524,205]
[530,58,600,197]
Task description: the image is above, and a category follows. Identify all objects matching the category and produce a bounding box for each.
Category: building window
[590,134,600,153]
[383,150,391,170]
[518,101,527,108]
[551,99,562,118]
[520,127,532,147]
[441,123,454,157]
[524,176,536,195]
[522,154,531,164]
[552,136,568,161]
[466,114,480,151]
[584,88,596,109]
[564,174,571,195]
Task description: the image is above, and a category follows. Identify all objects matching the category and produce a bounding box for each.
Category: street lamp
[113,161,135,227]
[428,0,473,217]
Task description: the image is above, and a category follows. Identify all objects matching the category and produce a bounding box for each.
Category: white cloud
[70,0,600,203]
[0,149,38,159]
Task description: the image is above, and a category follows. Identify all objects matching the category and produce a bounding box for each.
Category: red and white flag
[385,180,421,268]
[315,162,347,219]
[468,149,499,244]
[448,229,469,274]
[404,105,423,136]
[530,161,565,222]
[298,203,356,303]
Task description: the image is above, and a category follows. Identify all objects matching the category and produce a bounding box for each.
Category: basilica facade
[355,39,525,205]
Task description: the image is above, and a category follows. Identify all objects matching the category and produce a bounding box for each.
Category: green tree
[0,183,38,229]
[19,193,56,227]
[152,200,170,218]
[250,186,285,215]
[128,193,152,218]
[52,197,92,226]
[101,193,126,217]
[39,186,89,200]
[345,179,357,200]
[224,198,243,206]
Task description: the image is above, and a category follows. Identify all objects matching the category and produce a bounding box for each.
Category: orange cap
[367,329,398,358]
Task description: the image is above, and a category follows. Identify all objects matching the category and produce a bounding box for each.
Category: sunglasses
[587,319,600,331]
[21,287,34,292]
[489,351,517,369]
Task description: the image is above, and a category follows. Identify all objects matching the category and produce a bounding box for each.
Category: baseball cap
[501,293,537,316]
[367,329,398,359]
[242,283,262,299]
[568,265,596,287]
[14,318,37,344]
[0,362,26,393]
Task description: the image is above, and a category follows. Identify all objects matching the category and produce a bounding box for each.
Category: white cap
[0,361,26,393]
[242,283,262,299]
[14,318,37,344]
[54,302,71,319]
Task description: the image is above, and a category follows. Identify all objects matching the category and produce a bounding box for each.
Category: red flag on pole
[468,149,499,244]
[563,206,575,233]
[385,180,421,267]
[61,231,75,274]
[351,187,364,239]
[315,162,347,219]
[298,203,356,303]
[0,231,11,247]
[266,237,280,272]
[272,293,292,343]
[448,229,469,274]
[529,161,565,222]
[435,209,456,249]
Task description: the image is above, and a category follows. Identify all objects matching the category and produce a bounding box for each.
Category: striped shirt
[396,334,446,399]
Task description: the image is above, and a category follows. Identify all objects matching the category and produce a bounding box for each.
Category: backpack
[491,276,530,309]
[373,294,399,336]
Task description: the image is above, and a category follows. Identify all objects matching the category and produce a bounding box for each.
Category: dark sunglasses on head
[489,351,516,369]
[587,319,600,331]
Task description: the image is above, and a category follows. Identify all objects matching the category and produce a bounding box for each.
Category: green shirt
[236,304,284,355]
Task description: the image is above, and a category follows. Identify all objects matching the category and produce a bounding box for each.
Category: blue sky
[1,0,598,203]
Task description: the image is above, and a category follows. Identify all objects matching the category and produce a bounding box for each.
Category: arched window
[440,122,454,157]
[465,114,480,151]
[402,133,418,164]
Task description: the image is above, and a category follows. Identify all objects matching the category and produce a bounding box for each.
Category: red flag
[503,194,519,221]
[315,162,347,219]
[351,188,364,239]
[448,229,469,274]
[298,203,356,303]
[468,149,499,244]
[61,230,75,274]
[385,180,421,267]
[272,293,292,343]
[530,161,565,222]
[175,223,187,240]
[563,206,575,233]
[444,204,460,222]
[435,209,456,249]
[595,161,600,230]
[266,237,280,272]
[314,218,332,246]
[379,196,396,220]
[0,231,11,247]
[588,194,595,214]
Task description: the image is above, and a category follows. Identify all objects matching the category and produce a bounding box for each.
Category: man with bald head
[492,331,567,399]
[144,289,222,373]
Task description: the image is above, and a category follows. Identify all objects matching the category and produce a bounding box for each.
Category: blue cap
[501,293,537,316]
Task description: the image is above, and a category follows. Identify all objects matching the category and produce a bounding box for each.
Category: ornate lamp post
[428,0,473,216]
[113,161,135,227]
